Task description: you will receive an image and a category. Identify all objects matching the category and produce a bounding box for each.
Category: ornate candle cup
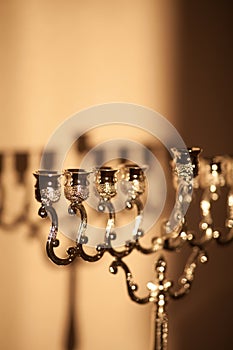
[199,157,225,193]
[64,169,91,205]
[168,148,197,237]
[188,147,202,179]
[33,170,61,205]
[171,147,198,182]
[121,164,147,201]
[95,167,118,201]
[170,147,199,197]
[33,170,62,218]
[220,155,233,188]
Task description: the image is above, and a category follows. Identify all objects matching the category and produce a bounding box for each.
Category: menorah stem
[152,303,168,350]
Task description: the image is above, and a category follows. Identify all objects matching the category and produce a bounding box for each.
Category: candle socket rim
[33,170,62,178]
[64,168,92,176]
[95,167,118,183]
[95,166,118,173]
[123,164,147,182]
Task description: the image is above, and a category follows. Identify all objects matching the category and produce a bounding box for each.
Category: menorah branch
[109,259,150,304]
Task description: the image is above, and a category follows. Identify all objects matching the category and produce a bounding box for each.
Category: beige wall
[0,1,180,350]
[0,0,179,149]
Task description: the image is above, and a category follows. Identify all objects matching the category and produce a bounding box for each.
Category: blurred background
[0,1,232,349]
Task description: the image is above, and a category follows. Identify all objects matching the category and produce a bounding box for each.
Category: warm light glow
[200,255,208,263]
[210,184,217,193]
[228,194,233,207]
[201,200,210,215]
[211,164,218,171]
[147,282,157,292]
[206,227,213,238]
[201,222,208,230]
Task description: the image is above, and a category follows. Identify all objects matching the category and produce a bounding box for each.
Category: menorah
[33,146,233,350]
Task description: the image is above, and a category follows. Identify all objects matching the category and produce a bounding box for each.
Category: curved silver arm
[69,203,88,244]
[43,206,79,265]
[109,259,150,304]
[168,247,208,299]
[98,200,116,244]
[127,198,166,254]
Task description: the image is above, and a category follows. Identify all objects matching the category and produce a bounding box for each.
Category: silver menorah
[33,146,233,350]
